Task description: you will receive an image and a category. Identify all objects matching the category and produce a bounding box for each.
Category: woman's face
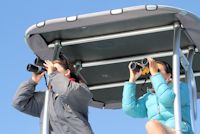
[53,63,66,74]
[157,63,172,83]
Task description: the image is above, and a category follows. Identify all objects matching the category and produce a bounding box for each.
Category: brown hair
[157,61,173,78]
[53,60,69,70]
[53,55,80,82]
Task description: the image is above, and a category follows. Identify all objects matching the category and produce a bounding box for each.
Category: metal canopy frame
[80,48,195,68]
[48,25,174,48]
[173,23,182,134]
[186,47,198,133]
[46,22,198,134]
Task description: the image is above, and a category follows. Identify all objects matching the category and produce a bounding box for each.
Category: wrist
[151,72,158,75]
[48,71,53,75]
[150,71,158,76]
[129,77,136,83]
[47,69,54,75]
[29,79,38,85]
[31,77,39,84]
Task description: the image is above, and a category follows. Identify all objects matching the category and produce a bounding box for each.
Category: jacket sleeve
[150,73,175,107]
[122,82,148,118]
[49,72,93,102]
[12,79,45,117]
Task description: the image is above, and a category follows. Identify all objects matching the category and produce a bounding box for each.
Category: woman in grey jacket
[12,59,93,134]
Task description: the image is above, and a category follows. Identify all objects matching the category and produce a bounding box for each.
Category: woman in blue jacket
[122,58,192,134]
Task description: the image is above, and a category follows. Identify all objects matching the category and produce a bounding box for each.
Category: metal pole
[173,23,182,134]
[179,48,189,71]
[74,61,88,84]
[82,49,189,68]
[42,90,50,134]
[48,25,174,48]
[191,71,198,120]
[89,72,200,90]
[187,47,197,133]
[42,41,62,134]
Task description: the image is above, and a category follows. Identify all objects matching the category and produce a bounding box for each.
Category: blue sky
[0,0,200,134]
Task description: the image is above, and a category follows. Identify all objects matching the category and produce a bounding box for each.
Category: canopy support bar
[186,46,198,133]
[89,72,200,90]
[81,49,193,68]
[48,24,174,48]
[179,48,190,71]
[173,22,182,134]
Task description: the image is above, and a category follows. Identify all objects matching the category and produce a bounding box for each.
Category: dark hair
[157,61,173,75]
[59,54,70,70]
[53,54,80,82]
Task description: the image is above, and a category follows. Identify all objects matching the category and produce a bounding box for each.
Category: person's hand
[128,62,142,82]
[43,60,56,75]
[32,72,45,83]
[147,57,158,75]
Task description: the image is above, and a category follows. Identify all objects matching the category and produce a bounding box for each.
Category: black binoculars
[27,57,46,74]
[130,58,150,75]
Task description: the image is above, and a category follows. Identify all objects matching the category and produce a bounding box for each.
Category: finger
[147,58,153,66]
[128,62,133,69]
[43,63,48,68]
[148,58,157,67]
[137,62,144,68]
[147,58,152,66]
[149,57,154,60]
[45,60,54,67]
[44,60,50,66]
[48,61,54,66]
[45,60,52,65]
[147,57,151,61]
[135,70,142,78]
[137,69,142,75]
[45,60,51,65]
[147,57,154,63]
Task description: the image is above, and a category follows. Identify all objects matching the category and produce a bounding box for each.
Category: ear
[167,73,172,82]
[65,69,71,78]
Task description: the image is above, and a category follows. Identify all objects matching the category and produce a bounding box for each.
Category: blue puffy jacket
[122,72,192,134]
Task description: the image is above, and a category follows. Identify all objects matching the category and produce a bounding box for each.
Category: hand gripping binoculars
[130,58,150,76]
[27,57,46,74]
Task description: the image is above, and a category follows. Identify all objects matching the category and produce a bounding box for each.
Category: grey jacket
[13,72,93,134]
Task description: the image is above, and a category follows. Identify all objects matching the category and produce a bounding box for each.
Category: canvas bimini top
[25,5,200,109]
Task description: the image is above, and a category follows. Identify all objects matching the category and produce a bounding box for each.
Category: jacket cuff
[123,82,136,95]
[150,72,166,91]
[28,79,38,86]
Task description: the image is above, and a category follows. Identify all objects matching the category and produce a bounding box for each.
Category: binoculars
[130,58,150,75]
[27,57,46,74]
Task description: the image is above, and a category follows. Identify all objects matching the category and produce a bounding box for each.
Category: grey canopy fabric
[25,5,200,109]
